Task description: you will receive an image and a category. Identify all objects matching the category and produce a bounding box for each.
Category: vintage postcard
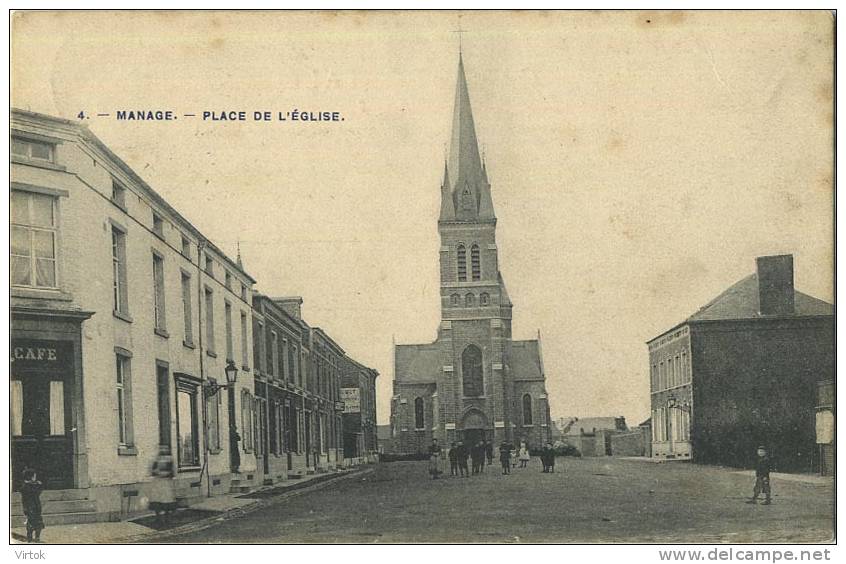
[8,9,835,548]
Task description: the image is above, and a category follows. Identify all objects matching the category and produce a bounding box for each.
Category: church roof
[511,339,544,381]
[441,54,495,222]
[394,343,440,384]
[686,274,833,323]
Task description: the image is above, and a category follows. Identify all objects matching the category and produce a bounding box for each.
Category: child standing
[747,446,772,505]
[21,468,44,542]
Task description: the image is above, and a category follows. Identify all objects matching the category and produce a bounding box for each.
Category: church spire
[442,53,495,222]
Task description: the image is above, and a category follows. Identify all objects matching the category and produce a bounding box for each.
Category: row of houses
[10,108,378,525]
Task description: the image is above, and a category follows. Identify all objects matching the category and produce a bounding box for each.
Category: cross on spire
[452,20,468,55]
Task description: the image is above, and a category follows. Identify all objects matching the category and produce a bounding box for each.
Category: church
[389,54,552,453]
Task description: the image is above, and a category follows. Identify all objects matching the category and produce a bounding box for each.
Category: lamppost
[205,360,240,473]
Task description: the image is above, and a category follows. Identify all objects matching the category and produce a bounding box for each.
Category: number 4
[77,111,85,119]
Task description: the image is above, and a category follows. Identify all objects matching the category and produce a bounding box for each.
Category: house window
[156,363,171,449]
[152,253,167,333]
[461,345,484,397]
[240,311,249,368]
[115,351,134,447]
[206,380,221,452]
[681,352,689,383]
[240,283,247,301]
[451,293,460,307]
[465,293,475,308]
[282,339,289,381]
[522,394,533,426]
[480,292,490,306]
[225,271,232,290]
[175,378,200,467]
[241,389,254,453]
[205,255,214,276]
[204,288,215,353]
[271,331,279,377]
[181,235,191,257]
[111,226,129,314]
[225,301,233,361]
[11,191,58,289]
[457,245,467,282]
[152,212,164,238]
[253,320,265,372]
[414,397,425,429]
[293,346,301,387]
[111,179,126,209]
[181,273,193,346]
[471,244,481,281]
[12,137,54,162]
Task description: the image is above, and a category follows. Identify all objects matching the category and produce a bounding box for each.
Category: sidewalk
[11,465,375,544]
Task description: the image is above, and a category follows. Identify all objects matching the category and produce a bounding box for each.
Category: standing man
[478,441,486,473]
[747,446,772,505]
[485,440,494,466]
[499,441,512,475]
[448,442,458,477]
[456,441,469,477]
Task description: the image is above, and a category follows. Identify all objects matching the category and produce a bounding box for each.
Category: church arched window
[450,293,460,307]
[457,245,467,282]
[480,292,490,306]
[462,345,483,397]
[414,397,425,429]
[471,244,481,280]
[522,394,533,426]
[465,293,475,307]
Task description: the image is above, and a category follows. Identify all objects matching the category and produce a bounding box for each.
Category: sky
[11,10,834,426]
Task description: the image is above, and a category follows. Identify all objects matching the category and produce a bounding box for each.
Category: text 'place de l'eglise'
[9,50,834,537]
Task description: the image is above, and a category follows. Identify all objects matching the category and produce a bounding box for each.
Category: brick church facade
[389,55,552,453]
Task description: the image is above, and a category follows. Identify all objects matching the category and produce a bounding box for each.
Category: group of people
[427,438,558,478]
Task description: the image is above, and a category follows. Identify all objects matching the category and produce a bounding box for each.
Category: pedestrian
[149,445,177,520]
[519,442,530,468]
[499,441,512,475]
[448,442,458,476]
[541,442,555,473]
[456,441,470,477]
[470,442,479,474]
[485,441,494,466]
[20,467,44,543]
[478,441,486,473]
[511,446,518,468]
[428,439,443,479]
[746,445,772,505]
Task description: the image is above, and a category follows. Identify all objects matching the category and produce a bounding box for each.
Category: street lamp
[204,360,239,397]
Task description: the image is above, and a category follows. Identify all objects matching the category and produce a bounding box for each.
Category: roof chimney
[756,255,795,316]
[273,296,303,320]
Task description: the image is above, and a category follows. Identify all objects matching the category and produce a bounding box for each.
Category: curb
[118,466,376,543]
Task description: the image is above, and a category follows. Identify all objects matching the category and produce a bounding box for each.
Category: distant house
[563,416,628,436]
[376,424,392,454]
[648,255,834,472]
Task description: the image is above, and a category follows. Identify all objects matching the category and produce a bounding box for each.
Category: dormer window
[12,137,55,163]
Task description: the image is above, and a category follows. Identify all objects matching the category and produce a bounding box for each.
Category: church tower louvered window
[471,244,481,281]
[457,244,467,282]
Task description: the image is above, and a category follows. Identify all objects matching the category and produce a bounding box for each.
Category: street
[159,457,834,544]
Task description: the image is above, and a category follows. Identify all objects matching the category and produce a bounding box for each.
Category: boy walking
[747,446,772,505]
[21,468,45,542]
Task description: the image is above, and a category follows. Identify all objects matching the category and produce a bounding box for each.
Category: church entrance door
[459,410,489,447]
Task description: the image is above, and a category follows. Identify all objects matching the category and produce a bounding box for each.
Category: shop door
[11,371,73,490]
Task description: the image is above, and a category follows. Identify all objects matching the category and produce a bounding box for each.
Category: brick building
[340,358,379,462]
[389,55,552,453]
[648,255,834,472]
[11,109,257,522]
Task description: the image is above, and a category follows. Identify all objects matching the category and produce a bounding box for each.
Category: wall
[690,318,834,472]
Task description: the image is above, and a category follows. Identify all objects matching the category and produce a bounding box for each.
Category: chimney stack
[273,296,303,320]
[756,255,795,316]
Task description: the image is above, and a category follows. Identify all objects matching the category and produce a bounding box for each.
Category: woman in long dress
[428,439,443,479]
[149,445,177,519]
